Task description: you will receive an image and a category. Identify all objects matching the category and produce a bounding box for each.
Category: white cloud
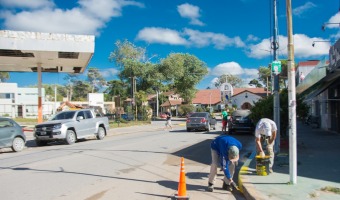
[243,68,258,77]
[101,68,119,78]
[136,27,245,49]
[0,0,144,35]
[293,2,316,17]
[210,62,244,76]
[246,38,272,58]
[246,34,259,42]
[209,77,219,88]
[177,3,204,26]
[3,8,103,35]
[79,0,144,20]
[0,0,54,9]
[136,27,188,45]
[183,28,245,48]
[325,12,340,29]
[247,34,330,59]
[209,61,259,88]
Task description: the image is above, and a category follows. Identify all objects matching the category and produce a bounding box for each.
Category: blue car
[0,117,26,152]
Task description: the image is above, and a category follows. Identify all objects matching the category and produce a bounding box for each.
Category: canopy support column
[37,63,43,123]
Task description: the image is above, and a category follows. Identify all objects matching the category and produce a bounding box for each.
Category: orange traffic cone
[174,157,190,200]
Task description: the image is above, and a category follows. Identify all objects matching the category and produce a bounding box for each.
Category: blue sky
[0,0,339,89]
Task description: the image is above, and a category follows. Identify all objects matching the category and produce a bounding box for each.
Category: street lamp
[322,22,340,31]
[312,40,330,47]
[209,92,212,112]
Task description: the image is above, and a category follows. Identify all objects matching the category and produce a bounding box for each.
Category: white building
[231,88,269,109]
[0,82,55,118]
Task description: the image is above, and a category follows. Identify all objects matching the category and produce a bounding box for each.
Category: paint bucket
[255,156,270,176]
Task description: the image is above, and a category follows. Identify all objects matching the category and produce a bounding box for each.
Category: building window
[0,93,13,99]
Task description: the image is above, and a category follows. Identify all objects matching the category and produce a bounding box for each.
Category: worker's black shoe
[222,182,233,192]
[207,182,214,192]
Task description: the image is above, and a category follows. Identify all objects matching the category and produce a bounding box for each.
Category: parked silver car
[0,117,26,152]
[186,112,215,132]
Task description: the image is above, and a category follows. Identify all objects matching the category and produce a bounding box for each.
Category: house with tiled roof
[158,91,183,115]
[192,89,221,111]
[231,88,269,109]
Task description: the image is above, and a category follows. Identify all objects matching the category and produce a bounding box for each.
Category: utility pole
[272,0,281,153]
[286,0,297,185]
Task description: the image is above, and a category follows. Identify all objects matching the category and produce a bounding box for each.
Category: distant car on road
[186,112,215,132]
[0,117,26,152]
[159,113,167,119]
[121,114,134,121]
[229,109,255,134]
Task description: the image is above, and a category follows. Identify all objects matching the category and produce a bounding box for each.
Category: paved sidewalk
[239,121,340,200]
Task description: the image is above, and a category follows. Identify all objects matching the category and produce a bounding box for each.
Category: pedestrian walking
[207,135,242,192]
[221,108,229,134]
[163,108,172,130]
[255,118,277,173]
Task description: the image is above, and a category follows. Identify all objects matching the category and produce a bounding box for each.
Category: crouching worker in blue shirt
[207,136,242,192]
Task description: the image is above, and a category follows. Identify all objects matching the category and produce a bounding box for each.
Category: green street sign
[272,60,281,74]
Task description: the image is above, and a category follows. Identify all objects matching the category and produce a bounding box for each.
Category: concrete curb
[238,151,267,200]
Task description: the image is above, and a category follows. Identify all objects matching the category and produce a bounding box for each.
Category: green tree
[178,104,195,116]
[250,88,309,137]
[87,67,106,93]
[258,66,272,91]
[63,73,80,101]
[105,79,128,101]
[214,74,243,88]
[248,79,263,88]
[158,53,208,103]
[135,90,149,120]
[109,40,152,98]
[72,81,92,101]
[0,72,10,82]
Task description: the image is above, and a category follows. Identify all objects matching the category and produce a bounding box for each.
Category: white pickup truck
[34,109,110,146]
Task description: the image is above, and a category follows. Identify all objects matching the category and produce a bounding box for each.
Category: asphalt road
[0,122,255,200]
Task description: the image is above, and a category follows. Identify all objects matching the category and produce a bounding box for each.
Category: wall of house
[0,83,52,118]
[231,92,262,109]
[17,87,45,104]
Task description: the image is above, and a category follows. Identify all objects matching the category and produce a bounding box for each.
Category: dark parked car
[229,110,255,134]
[186,112,215,132]
[0,117,26,152]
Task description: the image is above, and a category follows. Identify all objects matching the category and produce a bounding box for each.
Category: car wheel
[35,140,48,146]
[65,130,76,145]
[11,137,25,152]
[186,128,191,132]
[96,127,105,140]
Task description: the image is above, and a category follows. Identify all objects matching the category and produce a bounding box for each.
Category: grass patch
[14,118,39,124]
[309,192,319,198]
[321,186,340,194]
[14,118,151,129]
[109,120,151,128]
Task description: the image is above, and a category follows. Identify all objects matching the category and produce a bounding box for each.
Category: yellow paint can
[255,155,270,176]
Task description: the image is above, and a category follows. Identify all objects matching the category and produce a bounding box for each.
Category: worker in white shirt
[255,118,277,173]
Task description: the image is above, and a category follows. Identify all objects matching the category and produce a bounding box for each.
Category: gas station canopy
[0,30,94,73]
[0,30,95,123]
